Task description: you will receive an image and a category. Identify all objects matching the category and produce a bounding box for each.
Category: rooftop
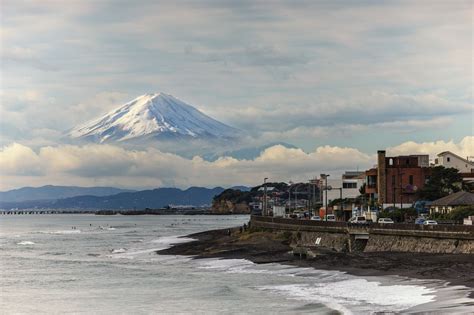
[431,191,474,207]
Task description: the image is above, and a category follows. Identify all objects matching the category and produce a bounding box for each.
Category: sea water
[0,214,472,314]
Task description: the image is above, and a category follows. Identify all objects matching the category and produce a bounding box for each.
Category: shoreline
[157,227,474,297]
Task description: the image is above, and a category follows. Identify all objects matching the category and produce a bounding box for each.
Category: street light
[321,174,330,221]
[287,181,294,215]
[263,177,268,216]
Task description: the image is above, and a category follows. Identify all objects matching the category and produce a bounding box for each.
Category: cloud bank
[1,1,472,151]
[1,137,472,191]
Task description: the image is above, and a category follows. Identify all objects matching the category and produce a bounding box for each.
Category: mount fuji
[67,93,240,144]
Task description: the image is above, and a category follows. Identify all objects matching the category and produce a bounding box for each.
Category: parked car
[423,220,438,225]
[348,216,367,224]
[415,218,426,225]
[311,215,321,221]
[325,214,336,222]
[378,218,394,224]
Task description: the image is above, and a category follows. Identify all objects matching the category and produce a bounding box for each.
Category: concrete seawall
[250,216,474,254]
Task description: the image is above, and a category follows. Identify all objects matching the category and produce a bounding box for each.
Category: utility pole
[263,177,268,216]
[399,171,404,210]
[287,181,294,215]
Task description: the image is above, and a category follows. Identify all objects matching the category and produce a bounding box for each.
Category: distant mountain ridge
[0,185,134,202]
[67,93,240,143]
[0,185,251,210]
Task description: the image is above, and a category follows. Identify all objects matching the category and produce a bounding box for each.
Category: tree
[378,207,417,223]
[418,166,464,201]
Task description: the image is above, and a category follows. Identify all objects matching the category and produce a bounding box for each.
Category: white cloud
[387,136,474,158]
[1,136,472,191]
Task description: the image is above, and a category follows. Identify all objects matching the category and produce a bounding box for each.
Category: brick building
[365,150,431,209]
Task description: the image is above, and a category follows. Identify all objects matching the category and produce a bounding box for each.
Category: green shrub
[448,205,474,221]
[379,207,417,223]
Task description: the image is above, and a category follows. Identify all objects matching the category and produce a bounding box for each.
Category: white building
[321,172,366,207]
[434,151,474,173]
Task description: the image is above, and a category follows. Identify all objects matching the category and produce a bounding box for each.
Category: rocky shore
[157,227,474,295]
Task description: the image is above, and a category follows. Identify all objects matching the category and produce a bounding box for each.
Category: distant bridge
[0,210,96,215]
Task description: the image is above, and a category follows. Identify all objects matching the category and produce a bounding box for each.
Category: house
[365,151,431,209]
[320,171,365,207]
[320,171,365,220]
[430,191,474,215]
[434,151,474,173]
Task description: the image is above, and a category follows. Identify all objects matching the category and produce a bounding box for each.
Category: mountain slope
[0,187,227,210]
[0,185,134,202]
[68,93,239,143]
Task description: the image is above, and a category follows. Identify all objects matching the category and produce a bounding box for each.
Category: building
[321,171,365,207]
[434,151,474,173]
[430,191,474,215]
[365,151,431,209]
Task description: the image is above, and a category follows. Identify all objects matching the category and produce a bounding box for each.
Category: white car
[348,216,367,224]
[423,220,438,225]
[378,218,394,224]
[311,216,321,221]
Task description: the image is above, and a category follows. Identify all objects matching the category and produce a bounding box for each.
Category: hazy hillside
[0,186,231,210]
[0,185,135,202]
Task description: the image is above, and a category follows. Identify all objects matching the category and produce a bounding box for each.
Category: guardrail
[252,215,347,227]
[251,215,474,234]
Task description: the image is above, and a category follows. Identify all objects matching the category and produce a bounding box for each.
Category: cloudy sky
[0,0,473,190]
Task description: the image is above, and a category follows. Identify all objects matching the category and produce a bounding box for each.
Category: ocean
[0,214,472,314]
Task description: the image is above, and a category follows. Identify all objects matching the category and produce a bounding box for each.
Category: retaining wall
[250,216,474,254]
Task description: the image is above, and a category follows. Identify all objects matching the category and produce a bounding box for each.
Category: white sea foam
[196,259,341,278]
[194,258,437,313]
[108,247,163,259]
[107,235,196,260]
[257,280,436,314]
[150,235,195,249]
[196,258,257,272]
[111,248,127,254]
[17,241,35,245]
[48,230,82,235]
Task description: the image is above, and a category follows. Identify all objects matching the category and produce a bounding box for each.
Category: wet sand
[157,227,474,296]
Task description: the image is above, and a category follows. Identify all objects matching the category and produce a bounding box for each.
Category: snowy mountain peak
[68,93,239,143]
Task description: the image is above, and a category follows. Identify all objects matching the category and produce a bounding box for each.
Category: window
[389,158,393,166]
[392,175,396,186]
[343,182,357,189]
[447,157,450,162]
[409,175,414,185]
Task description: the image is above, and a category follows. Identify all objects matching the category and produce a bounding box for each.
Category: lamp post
[323,174,330,221]
[295,185,299,212]
[263,177,268,216]
[288,181,294,215]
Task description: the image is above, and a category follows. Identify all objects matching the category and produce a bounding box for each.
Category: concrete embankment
[250,216,474,254]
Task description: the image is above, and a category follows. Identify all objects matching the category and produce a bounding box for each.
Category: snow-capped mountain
[68,93,240,143]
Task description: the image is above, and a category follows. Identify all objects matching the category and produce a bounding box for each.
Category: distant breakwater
[96,208,212,215]
[250,216,474,254]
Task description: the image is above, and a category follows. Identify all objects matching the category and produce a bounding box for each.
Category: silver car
[378,218,394,224]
